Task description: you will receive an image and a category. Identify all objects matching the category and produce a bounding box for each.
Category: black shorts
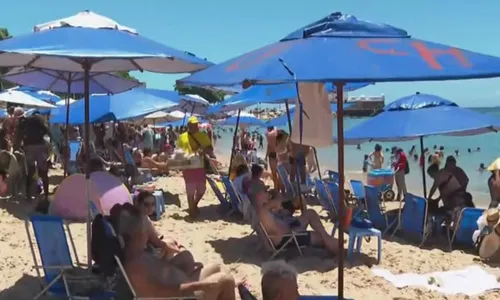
[276,231,311,249]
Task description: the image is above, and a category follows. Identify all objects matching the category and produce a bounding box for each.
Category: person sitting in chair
[113,203,237,299]
[141,148,169,175]
[427,163,467,223]
[252,185,340,255]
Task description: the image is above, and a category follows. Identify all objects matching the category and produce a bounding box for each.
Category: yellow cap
[488,158,500,171]
[188,116,199,124]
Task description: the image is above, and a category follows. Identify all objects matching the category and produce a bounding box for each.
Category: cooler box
[367,169,394,187]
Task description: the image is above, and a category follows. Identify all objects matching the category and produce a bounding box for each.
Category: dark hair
[235,164,249,177]
[88,157,104,173]
[374,144,382,151]
[251,164,264,178]
[267,126,274,131]
[427,163,440,176]
[136,190,154,205]
[364,154,369,159]
[143,148,152,156]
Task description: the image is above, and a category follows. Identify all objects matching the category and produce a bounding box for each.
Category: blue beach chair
[206,176,231,210]
[327,170,339,183]
[221,176,243,215]
[68,141,81,175]
[399,193,430,246]
[277,164,295,197]
[25,215,115,299]
[314,178,336,214]
[364,185,398,234]
[450,207,484,250]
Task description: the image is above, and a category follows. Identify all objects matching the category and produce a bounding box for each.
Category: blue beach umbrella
[159,117,208,128]
[266,102,354,127]
[3,67,142,94]
[50,88,179,124]
[0,11,213,267]
[343,93,500,144]
[144,89,210,115]
[178,12,500,299]
[207,82,370,114]
[217,111,266,127]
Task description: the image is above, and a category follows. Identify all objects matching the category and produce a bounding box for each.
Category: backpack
[404,160,410,174]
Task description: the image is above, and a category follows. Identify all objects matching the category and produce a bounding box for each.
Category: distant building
[329,93,385,116]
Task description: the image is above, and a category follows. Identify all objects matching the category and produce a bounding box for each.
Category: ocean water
[213,107,500,207]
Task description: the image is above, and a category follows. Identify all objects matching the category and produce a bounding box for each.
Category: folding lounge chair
[398,193,431,246]
[449,207,484,250]
[206,176,231,210]
[26,215,115,300]
[221,176,243,215]
[327,170,339,183]
[314,178,336,215]
[277,164,296,197]
[363,185,398,234]
[256,217,309,260]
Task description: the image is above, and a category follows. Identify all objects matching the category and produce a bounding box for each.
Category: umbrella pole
[83,61,92,268]
[420,136,427,198]
[182,110,187,126]
[228,110,241,174]
[63,79,71,178]
[335,83,345,300]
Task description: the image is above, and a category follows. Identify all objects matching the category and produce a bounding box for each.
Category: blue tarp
[267,103,354,127]
[180,12,500,86]
[49,88,178,124]
[343,93,500,144]
[207,82,370,114]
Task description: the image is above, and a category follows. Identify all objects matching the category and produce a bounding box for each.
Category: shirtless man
[141,148,169,174]
[253,187,339,255]
[265,126,279,190]
[117,204,236,300]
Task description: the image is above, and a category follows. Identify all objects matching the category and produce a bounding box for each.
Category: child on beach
[362,154,371,173]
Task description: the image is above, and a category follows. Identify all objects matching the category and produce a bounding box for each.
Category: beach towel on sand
[372,265,500,296]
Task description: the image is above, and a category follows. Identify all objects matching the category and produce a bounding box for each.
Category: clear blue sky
[3,0,500,107]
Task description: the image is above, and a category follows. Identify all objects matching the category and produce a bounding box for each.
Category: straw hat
[479,208,500,259]
[487,158,500,172]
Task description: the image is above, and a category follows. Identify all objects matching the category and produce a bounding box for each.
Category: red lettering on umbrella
[226,42,296,72]
[358,39,409,56]
[411,41,472,70]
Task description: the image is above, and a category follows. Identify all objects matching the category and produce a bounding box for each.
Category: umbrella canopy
[208,82,370,114]
[49,88,178,124]
[144,88,210,114]
[267,102,354,127]
[217,111,266,127]
[0,89,56,108]
[159,116,208,127]
[0,24,212,74]
[7,86,60,103]
[179,12,500,86]
[3,67,142,94]
[343,93,500,144]
[34,10,136,34]
[55,98,77,106]
[142,111,184,124]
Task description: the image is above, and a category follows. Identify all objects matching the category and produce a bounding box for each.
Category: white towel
[372,265,500,296]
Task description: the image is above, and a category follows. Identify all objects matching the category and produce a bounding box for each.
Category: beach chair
[327,170,339,183]
[206,176,231,210]
[221,176,243,215]
[314,178,336,215]
[449,207,484,250]
[349,180,366,206]
[364,185,398,234]
[277,164,296,197]
[398,193,430,246]
[26,215,115,299]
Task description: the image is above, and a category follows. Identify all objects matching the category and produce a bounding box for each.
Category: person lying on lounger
[252,185,340,255]
[113,203,237,300]
[140,148,169,175]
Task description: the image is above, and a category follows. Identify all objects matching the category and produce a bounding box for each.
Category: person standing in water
[369,144,384,169]
[265,126,279,190]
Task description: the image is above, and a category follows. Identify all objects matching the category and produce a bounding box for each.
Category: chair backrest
[364,185,388,229]
[206,176,230,208]
[314,178,335,214]
[27,215,73,293]
[327,170,339,183]
[124,149,135,165]
[68,141,81,162]
[221,176,242,211]
[401,193,427,238]
[455,207,484,246]
[277,164,295,196]
[325,181,341,214]
[350,180,365,202]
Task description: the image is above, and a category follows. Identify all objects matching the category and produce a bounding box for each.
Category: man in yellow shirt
[178,116,215,217]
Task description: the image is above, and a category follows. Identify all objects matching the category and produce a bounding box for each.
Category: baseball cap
[187,116,199,124]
